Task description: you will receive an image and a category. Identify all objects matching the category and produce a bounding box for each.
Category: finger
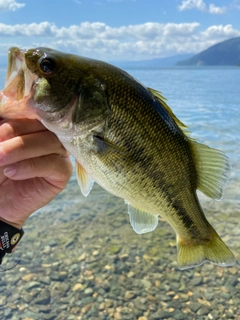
[4,154,73,186]
[0,168,7,184]
[0,130,68,166]
[0,119,46,142]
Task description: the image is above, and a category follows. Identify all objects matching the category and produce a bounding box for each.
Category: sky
[0,0,240,62]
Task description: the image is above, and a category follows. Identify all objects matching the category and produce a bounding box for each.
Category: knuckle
[59,145,69,157]
[48,154,72,182]
[6,120,25,138]
[0,121,17,140]
[59,157,73,181]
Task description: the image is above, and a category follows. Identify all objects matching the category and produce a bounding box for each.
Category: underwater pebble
[0,184,239,319]
[23,281,42,291]
[0,297,7,307]
[84,287,94,296]
[189,276,203,286]
[189,301,202,312]
[197,305,212,316]
[172,310,185,320]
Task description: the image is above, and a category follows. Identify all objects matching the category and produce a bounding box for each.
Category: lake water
[0,66,240,319]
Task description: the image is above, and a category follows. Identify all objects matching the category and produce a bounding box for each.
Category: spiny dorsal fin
[148,87,230,200]
[148,87,189,135]
[76,160,94,197]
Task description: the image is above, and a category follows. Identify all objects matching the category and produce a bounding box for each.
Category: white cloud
[0,0,25,12]
[0,22,57,37]
[178,0,206,11]
[0,21,201,41]
[209,3,227,14]
[0,21,239,61]
[178,0,227,14]
[200,24,240,39]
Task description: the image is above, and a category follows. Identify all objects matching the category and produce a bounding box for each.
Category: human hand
[0,118,73,229]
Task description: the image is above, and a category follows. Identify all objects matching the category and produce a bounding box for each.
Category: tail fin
[177,228,236,270]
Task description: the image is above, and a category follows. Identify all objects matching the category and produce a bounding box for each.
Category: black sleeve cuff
[0,220,24,254]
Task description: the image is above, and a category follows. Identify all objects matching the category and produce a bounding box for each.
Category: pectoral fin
[127,203,158,234]
[76,161,94,197]
[93,134,125,155]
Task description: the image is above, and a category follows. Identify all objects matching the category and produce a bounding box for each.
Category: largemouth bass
[0,47,236,269]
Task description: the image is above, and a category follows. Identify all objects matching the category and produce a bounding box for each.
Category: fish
[0,47,236,270]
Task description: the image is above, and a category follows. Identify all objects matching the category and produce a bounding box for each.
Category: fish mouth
[3,47,38,101]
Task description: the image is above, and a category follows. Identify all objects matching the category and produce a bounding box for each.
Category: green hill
[176,37,240,66]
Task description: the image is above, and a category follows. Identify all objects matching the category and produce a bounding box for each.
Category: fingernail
[4,165,17,177]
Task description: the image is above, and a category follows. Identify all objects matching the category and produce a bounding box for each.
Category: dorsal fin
[189,140,231,200]
[148,87,230,200]
[76,160,94,197]
[148,87,189,135]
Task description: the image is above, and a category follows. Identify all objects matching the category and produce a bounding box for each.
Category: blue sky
[0,0,240,62]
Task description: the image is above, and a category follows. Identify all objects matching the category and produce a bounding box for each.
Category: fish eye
[39,57,56,74]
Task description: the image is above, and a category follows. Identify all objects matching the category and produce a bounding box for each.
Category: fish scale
[0,47,236,269]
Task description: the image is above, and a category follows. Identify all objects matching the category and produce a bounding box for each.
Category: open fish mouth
[3,47,38,101]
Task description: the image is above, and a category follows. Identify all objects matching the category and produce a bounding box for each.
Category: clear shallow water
[0,66,240,319]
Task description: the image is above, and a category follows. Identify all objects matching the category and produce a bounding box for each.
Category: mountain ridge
[1,37,239,69]
[111,54,193,68]
[176,37,240,66]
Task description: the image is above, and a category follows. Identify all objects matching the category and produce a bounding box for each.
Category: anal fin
[127,203,158,234]
[76,160,94,197]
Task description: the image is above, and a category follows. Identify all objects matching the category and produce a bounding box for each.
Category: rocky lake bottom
[0,172,240,320]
